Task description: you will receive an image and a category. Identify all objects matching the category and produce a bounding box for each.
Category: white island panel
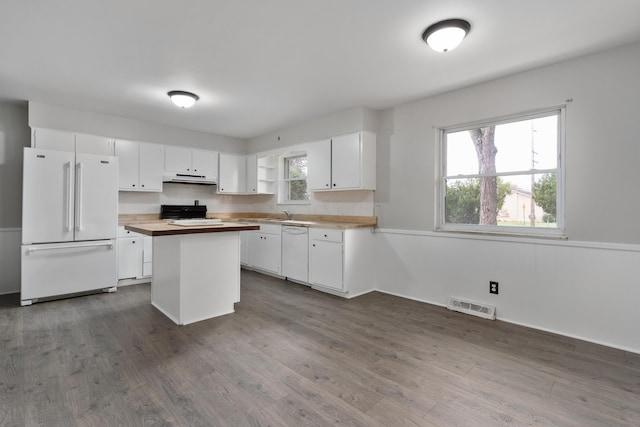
[152,231,241,325]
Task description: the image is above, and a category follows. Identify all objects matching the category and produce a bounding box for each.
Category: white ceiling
[2,0,640,139]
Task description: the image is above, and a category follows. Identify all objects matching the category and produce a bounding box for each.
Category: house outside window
[281,154,310,204]
[439,108,564,237]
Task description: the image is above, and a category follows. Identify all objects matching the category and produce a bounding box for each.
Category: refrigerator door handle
[76,162,83,231]
[25,241,115,254]
[65,161,73,231]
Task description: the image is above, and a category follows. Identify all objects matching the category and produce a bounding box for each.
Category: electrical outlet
[489,281,499,294]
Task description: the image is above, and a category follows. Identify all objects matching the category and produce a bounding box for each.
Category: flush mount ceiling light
[422,19,471,52]
[168,90,199,108]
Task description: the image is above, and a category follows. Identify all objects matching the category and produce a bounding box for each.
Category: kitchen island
[125,221,259,325]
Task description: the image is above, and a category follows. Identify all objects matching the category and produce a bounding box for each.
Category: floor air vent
[447,297,496,320]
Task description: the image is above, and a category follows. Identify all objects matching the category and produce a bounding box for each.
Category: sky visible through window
[446,115,558,191]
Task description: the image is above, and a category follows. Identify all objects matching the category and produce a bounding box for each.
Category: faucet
[283,210,293,220]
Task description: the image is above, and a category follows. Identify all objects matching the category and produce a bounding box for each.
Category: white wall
[29,102,246,154]
[247,106,378,153]
[29,101,252,215]
[0,102,29,294]
[373,41,640,353]
[0,229,21,295]
[0,102,29,227]
[246,106,378,217]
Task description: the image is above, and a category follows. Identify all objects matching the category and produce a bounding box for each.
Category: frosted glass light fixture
[422,19,471,52]
[168,90,199,108]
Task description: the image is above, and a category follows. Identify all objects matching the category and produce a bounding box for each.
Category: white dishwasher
[281,226,309,284]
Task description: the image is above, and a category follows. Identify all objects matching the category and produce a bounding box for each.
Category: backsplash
[118,183,375,217]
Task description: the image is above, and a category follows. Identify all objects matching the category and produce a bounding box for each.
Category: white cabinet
[240,228,251,265]
[218,153,274,194]
[139,143,164,191]
[282,226,309,283]
[192,149,219,177]
[309,229,343,290]
[308,227,375,297]
[75,133,115,155]
[248,224,281,275]
[31,128,75,151]
[32,128,114,155]
[117,227,152,280]
[218,153,247,194]
[115,140,163,192]
[307,138,332,190]
[164,146,192,173]
[246,154,258,194]
[142,236,153,277]
[307,131,376,191]
[165,146,218,177]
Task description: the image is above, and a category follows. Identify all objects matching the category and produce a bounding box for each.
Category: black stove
[160,204,207,220]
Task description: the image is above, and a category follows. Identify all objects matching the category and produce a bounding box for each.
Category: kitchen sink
[261,218,314,225]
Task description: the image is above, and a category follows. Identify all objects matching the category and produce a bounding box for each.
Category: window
[439,108,564,236]
[281,154,310,204]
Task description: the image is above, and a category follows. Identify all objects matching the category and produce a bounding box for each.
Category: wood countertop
[125,222,259,237]
[119,213,376,230]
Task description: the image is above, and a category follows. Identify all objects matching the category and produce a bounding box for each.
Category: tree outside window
[440,109,563,236]
[284,155,309,202]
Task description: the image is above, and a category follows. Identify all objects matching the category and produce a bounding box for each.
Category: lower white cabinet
[308,229,343,290]
[240,223,375,298]
[117,227,152,281]
[240,227,253,266]
[248,224,281,275]
[308,227,375,297]
[142,236,153,276]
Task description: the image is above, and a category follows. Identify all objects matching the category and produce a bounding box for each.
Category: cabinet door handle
[333,183,336,187]
[324,234,327,237]
[325,183,329,187]
[312,244,316,247]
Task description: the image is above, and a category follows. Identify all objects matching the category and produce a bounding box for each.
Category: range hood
[162,172,217,185]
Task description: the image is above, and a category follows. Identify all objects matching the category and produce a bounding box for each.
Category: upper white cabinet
[218,153,277,195]
[164,146,191,173]
[246,154,258,194]
[115,140,163,192]
[307,131,376,191]
[32,128,74,151]
[218,153,247,194]
[165,146,218,177]
[75,133,115,155]
[32,128,114,155]
[307,138,332,190]
[192,149,218,177]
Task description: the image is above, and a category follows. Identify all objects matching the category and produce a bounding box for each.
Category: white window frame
[437,107,566,238]
[278,152,310,205]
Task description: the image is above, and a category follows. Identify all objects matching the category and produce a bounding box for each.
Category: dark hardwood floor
[1,270,639,426]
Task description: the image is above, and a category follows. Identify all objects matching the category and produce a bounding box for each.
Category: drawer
[255,223,281,235]
[118,226,143,238]
[309,228,342,243]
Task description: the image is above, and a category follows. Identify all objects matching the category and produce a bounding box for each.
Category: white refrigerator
[21,147,119,305]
